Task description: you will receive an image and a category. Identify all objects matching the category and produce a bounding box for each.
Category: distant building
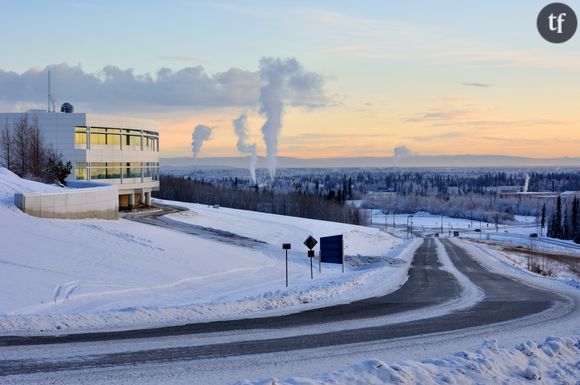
[0,107,160,209]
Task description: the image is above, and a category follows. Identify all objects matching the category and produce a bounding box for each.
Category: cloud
[407,131,465,142]
[404,109,477,123]
[462,82,492,88]
[0,60,328,112]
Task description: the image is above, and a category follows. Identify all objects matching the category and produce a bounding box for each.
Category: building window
[108,134,121,146]
[125,135,141,147]
[87,127,123,146]
[90,132,107,145]
[123,162,142,178]
[75,127,87,146]
[90,165,107,180]
[75,162,87,180]
[106,162,122,179]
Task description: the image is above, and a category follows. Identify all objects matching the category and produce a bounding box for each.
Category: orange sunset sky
[1,1,578,159]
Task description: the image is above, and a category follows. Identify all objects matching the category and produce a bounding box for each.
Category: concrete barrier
[14,181,119,220]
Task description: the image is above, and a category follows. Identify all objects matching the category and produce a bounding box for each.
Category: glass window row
[75,162,159,181]
[74,126,159,151]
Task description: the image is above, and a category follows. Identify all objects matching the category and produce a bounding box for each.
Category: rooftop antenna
[47,70,56,112]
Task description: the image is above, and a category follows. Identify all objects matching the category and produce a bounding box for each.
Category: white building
[0,107,160,209]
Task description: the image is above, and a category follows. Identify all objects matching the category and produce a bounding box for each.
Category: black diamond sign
[303,235,318,250]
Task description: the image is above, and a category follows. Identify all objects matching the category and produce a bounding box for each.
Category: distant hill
[161,155,580,169]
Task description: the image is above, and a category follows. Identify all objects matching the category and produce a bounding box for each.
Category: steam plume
[191,124,213,166]
[233,113,257,183]
[394,145,412,158]
[258,57,325,179]
[393,145,412,166]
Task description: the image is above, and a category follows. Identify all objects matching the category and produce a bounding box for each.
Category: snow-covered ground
[237,336,579,385]
[371,209,580,257]
[370,210,537,232]
[0,168,406,335]
[463,240,580,289]
[163,200,398,257]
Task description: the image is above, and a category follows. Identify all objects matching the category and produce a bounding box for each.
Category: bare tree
[29,115,45,177]
[1,120,13,169]
[1,113,70,184]
[12,114,30,177]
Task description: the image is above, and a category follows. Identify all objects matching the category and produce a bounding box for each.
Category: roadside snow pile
[237,337,580,385]
[0,167,62,208]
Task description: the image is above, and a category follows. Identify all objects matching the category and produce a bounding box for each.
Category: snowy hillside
[0,168,405,334]
[163,200,396,257]
[0,168,63,208]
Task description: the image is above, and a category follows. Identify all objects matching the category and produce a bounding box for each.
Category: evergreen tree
[573,197,580,243]
[540,203,546,236]
[548,196,563,239]
[45,148,72,185]
[563,204,571,240]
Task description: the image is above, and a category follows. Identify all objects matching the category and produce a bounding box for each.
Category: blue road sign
[320,235,343,264]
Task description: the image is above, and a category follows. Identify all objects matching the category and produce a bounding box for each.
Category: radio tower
[47,70,56,112]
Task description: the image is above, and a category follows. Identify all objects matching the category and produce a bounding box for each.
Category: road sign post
[303,235,318,280]
[282,243,291,287]
[308,250,315,279]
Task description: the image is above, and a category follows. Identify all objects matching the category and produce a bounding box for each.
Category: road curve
[0,238,571,377]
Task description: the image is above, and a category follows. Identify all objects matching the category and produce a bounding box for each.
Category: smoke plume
[191,124,213,165]
[233,113,257,183]
[258,57,326,179]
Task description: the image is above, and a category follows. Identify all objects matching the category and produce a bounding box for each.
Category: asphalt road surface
[0,237,568,377]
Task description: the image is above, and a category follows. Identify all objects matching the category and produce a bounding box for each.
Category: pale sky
[1,0,579,159]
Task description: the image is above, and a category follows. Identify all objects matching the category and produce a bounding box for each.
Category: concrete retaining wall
[14,181,119,220]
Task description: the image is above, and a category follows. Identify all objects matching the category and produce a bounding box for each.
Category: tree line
[154,175,368,225]
[1,114,71,184]
[547,196,580,243]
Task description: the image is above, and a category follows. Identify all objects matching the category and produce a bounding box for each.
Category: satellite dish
[60,102,74,113]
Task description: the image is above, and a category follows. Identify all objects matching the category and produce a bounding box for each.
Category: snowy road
[1,237,575,384]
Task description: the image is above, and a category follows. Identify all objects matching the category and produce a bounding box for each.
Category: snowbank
[236,336,580,385]
[0,167,63,208]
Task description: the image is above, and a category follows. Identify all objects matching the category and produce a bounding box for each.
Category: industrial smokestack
[233,113,257,184]
[191,124,213,166]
